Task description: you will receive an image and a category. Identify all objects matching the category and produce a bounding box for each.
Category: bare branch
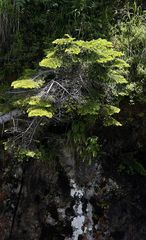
[32,70,55,81]
[0,110,23,125]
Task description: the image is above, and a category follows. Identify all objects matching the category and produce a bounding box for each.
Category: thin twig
[13,119,36,142]
[53,80,77,100]
[27,118,42,146]
[32,70,55,81]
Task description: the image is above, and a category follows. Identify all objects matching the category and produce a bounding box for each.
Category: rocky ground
[1,138,146,240]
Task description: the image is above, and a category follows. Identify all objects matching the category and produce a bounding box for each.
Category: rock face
[1,144,146,240]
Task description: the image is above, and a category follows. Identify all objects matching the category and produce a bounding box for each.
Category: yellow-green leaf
[27,108,53,118]
[65,46,80,55]
[39,56,62,69]
[78,101,100,116]
[11,79,44,89]
[25,151,36,158]
[104,117,122,126]
[104,105,121,115]
[28,96,51,108]
[53,35,75,45]
[109,71,128,84]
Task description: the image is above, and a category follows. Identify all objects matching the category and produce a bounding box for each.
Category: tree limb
[0,109,23,124]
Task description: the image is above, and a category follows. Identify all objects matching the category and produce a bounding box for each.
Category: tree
[0,34,130,161]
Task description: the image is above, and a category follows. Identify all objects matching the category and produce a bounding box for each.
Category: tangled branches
[0,68,83,150]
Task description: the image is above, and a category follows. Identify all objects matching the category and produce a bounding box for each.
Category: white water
[70,179,94,240]
[70,179,85,240]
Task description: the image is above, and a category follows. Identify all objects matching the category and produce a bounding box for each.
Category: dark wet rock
[1,141,146,240]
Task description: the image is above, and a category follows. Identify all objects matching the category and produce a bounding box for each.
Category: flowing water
[70,179,94,240]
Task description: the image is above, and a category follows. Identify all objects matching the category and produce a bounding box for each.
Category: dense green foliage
[0,0,146,174]
[0,0,136,79]
[11,36,129,125]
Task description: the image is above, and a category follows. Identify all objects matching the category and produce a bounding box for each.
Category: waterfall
[70,179,94,240]
[70,179,85,239]
[60,147,96,239]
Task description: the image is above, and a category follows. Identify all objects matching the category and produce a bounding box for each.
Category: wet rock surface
[1,145,146,240]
